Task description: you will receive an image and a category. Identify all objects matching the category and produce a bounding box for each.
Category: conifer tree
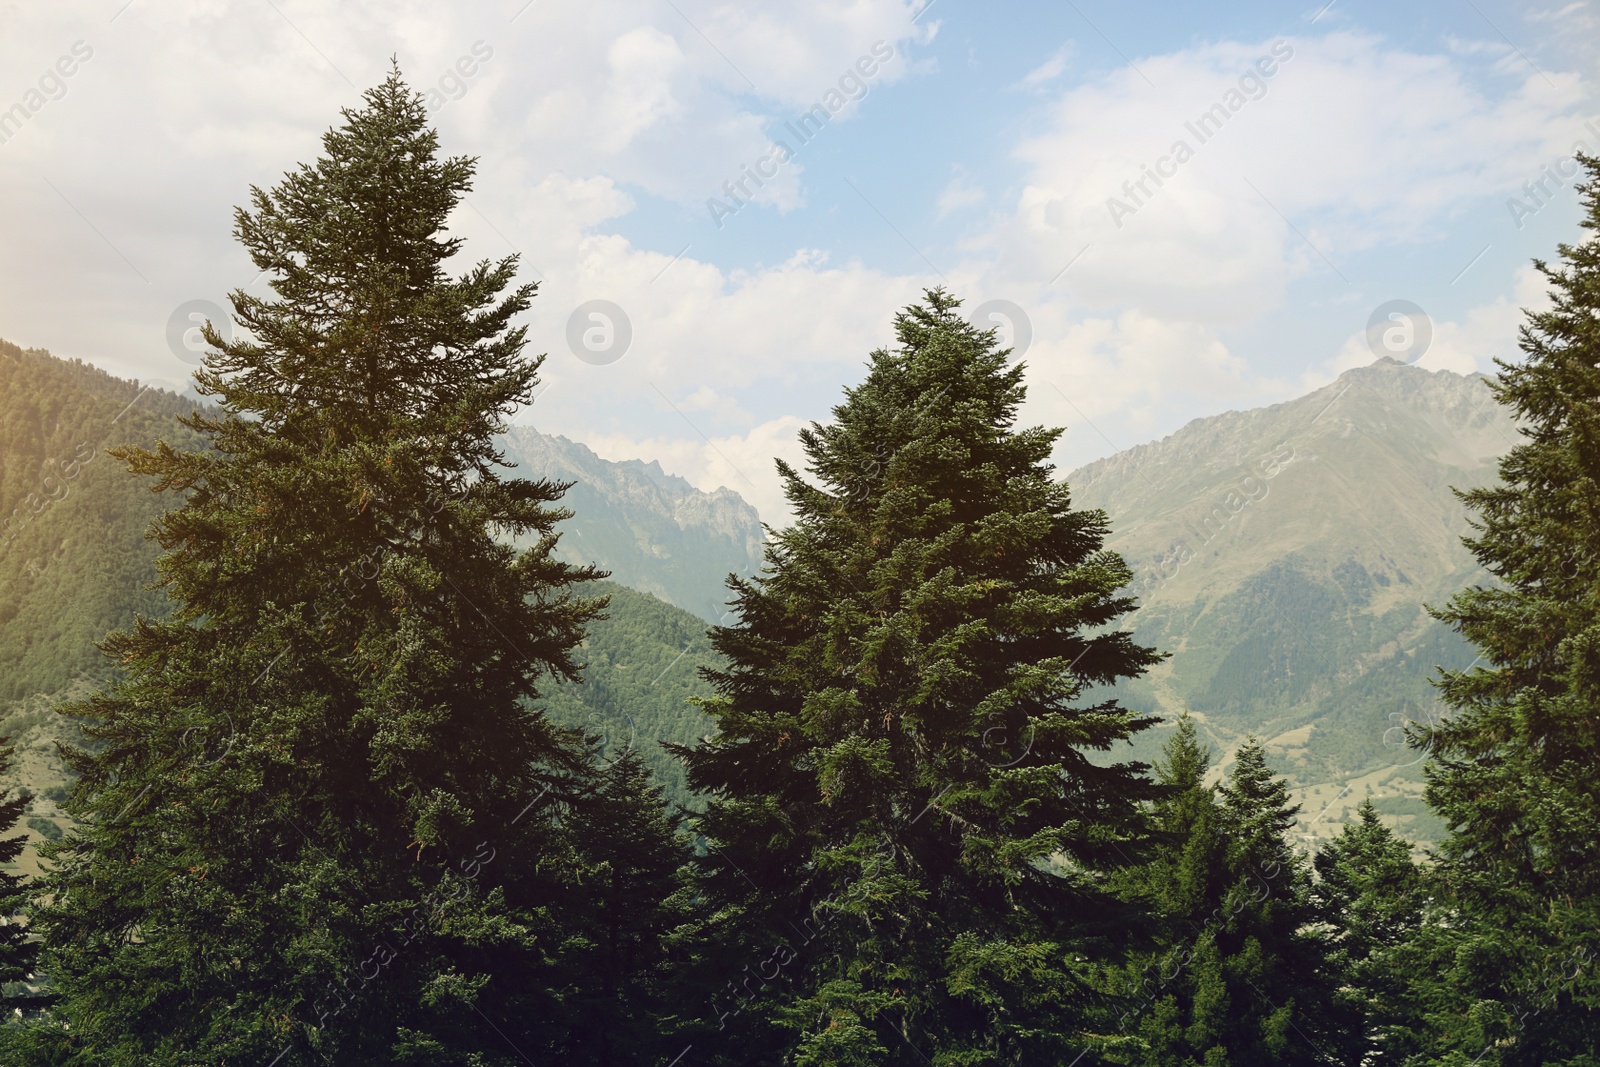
[1412,152,1600,1065]
[1108,715,1227,1065]
[1311,800,1420,1065]
[15,69,669,1066]
[561,749,693,1066]
[1200,741,1346,1066]
[1112,732,1348,1066]
[0,738,38,1013]
[1141,716,1221,930]
[675,290,1164,1064]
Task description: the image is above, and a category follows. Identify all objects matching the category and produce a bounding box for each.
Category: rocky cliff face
[1068,358,1516,846]
[498,426,765,623]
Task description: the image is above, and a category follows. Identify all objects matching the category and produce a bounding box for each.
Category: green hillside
[0,342,1509,851]
[540,580,716,811]
[0,342,216,855]
[0,340,207,703]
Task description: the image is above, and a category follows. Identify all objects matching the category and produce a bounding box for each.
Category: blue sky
[0,0,1594,522]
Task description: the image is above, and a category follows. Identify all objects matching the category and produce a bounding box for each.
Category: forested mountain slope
[540,580,716,811]
[0,341,207,704]
[0,342,1514,850]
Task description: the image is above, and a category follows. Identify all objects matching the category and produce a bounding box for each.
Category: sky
[0,0,1595,524]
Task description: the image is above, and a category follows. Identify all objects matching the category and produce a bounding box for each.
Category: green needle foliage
[1200,741,1346,1067]
[674,290,1164,1065]
[1107,715,1227,1065]
[1411,153,1600,1066]
[1311,799,1422,1066]
[12,68,682,1066]
[1112,726,1348,1067]
[0,737,37,1013]
[561,748,694,1066]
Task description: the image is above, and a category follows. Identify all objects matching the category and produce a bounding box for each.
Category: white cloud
[496,235,925,404]
[1321,262,1556,378]
[594,27,688,154]
[1019,44,1073,90]
[0,0,930,377]
[685,1,927,108]
[1011,306,1259,464]
[1,8,1591,532]
[980,32,1591,326]
[504,24,1592,496]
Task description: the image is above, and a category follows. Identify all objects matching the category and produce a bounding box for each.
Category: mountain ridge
[498,425,765,623]
[0,343,738,853]
[1068,358,1515,847]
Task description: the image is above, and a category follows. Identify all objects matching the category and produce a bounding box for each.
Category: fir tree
[1108,715,1227,1066]
[1201,740,1346,1066]
[15,69,666,1065]
[1113,732,1348,1066]
[1311,800,1421,1066]
[1412,152,1600,1066]
[674,290,1164,1064]
[559,748,693,1066]
[1142,715,1221,934]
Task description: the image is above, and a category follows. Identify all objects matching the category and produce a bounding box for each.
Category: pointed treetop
[1156,713,1211,792]
[200,60,536,459]
[1219,737,1301,838]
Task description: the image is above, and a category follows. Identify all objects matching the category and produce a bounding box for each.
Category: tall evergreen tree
[1310,800,1421,1066]
[1409,152,1600,1066]
[14,69,679,1065]
[1201,741,1346,1067]
[1107,715,1227,1066]
[560,748,693,1066]
[1140,716,1221,929]
[674,290,1164,1065]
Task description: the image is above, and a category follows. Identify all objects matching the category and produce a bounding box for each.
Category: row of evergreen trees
[0,70,1596,1065]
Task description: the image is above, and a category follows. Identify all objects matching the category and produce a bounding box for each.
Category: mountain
[0,341,215,866]
[1069,358,1514,848]
[0,341,1517,852]
[497,426,765,623]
